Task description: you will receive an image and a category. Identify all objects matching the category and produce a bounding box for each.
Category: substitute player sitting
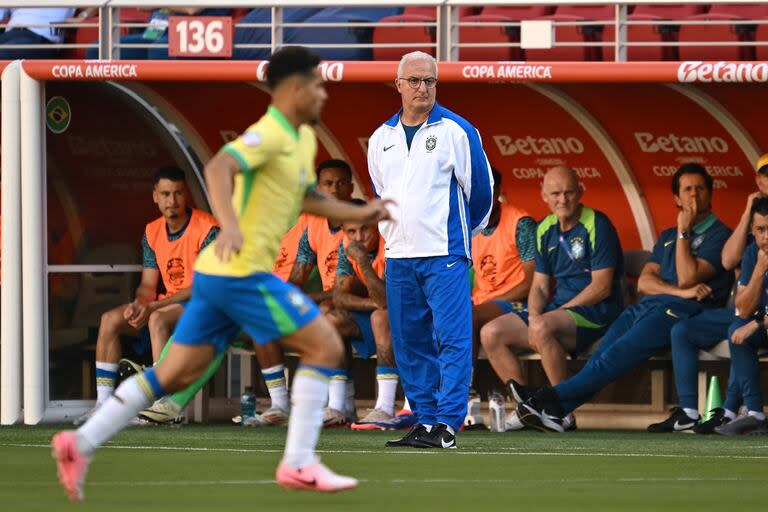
[75,166,218,425]
[52,46,392,499]
[323,199,400,428]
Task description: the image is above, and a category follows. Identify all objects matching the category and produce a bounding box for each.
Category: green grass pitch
[2,425,768,511]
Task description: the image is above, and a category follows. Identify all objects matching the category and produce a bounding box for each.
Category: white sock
[95,361,119,404]
[262,364,289,411]
[403,397,411,412]
[683,408,699,420]
[327,373,347,412]
[423,424,433,432]
[374,375,398,416]
[748,410,766,421]
[345,379,356,417]
[77,375,155,456]
[724,409,737,420]
[282,369,329,468]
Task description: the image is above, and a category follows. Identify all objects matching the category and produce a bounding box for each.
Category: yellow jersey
[195,106,317,277]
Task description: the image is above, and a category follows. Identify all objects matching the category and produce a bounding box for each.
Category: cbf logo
[426,135,437,152]
[692,235,704,251]
[287,290,311,315]
[570,236,586,260]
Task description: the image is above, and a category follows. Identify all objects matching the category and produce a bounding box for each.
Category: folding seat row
[372,4,768,62]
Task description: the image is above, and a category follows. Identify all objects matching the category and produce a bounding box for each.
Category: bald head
[543,166,580,190]
[541,166,583,223]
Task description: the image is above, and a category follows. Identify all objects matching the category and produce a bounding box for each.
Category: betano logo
[678,61,768,83]
[494,135,585,156]
[256,61,344,82]
[634,132,729,153]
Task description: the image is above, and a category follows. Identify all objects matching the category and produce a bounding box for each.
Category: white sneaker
[138,397,184,425]
[243,406,289,427]
[504,410,526,431]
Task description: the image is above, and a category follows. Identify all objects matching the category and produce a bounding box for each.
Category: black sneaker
[647,407,697,433]
[385,424,428,448]
[693,408,730,435]
[118,358,146,380]
[507,379,539,404]
[412,423,457,449]
[517,387,565,433]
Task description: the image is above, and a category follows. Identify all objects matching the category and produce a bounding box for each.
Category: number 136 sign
[168,16,233,58]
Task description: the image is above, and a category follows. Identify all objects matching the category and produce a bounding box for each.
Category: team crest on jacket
[425,135,437,152]
[570,237,586,260]
[692,235,704,250]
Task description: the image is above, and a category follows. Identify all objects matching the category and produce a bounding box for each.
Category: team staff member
[368,51,494,449]
[516,164,733,432]
[650,154,768,434]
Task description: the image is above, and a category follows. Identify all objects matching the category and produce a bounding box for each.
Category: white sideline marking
[5,443,768,460]
[0,477,764,487]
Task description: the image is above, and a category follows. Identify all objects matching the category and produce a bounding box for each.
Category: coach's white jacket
[367,102,494,260]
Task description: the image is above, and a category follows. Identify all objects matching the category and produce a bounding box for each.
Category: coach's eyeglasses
[398,77,438,89]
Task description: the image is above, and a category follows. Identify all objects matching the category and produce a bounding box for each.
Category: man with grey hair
[367,51,494,449]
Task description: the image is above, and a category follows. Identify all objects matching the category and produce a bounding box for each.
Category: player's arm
[638,262,712,301]
[203,152,243,262]
[358,264,387,309]
[675,203,718,287]
[288,228,315,288]
[735,249,768,319]
[125,267,160,327]
[723,192,760,270]
[491,216,536,302]
[559,268,614,309]
[302,188,392,224]
[527,272,550,317]
[333,275,377,311]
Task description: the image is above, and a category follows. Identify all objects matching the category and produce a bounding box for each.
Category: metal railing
[1,2,768,62]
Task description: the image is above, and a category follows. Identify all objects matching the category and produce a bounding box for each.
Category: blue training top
[534,206,624,310]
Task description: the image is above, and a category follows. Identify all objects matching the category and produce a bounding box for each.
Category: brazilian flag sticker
[46,96,71,134]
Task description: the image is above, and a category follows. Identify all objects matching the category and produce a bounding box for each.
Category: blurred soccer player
[52,46,392,500]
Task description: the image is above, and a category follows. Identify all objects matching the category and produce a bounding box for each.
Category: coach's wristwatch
[677,231,691,240]
[753,308,767,327]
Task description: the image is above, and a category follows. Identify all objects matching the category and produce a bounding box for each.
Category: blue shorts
[350,310,377,359]
[490,300,526,315]
[172,272,320,353]
[130,300,189,356]
[508,302,616,355]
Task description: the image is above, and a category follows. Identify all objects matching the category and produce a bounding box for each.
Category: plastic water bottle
[463,389,485,428]
[488,391,506,432]
[240,386,256,424]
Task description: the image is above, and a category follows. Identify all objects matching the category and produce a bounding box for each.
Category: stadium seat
[372,6,477,61]
[678,4,768,61]
[622,249,651,306]
[64,8,151,59]
[602,5,707,61]
[286,7,402,60]
[233,8,323,60]
[525,5,615,61]
[458,6,554,61]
